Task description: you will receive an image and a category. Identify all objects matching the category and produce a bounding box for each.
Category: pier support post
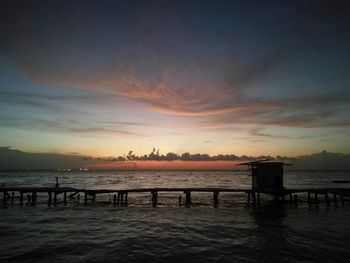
[325,193,329,206]
[308,192,311,205]
[113,194,117,206]
[120,192,124,205]
[213,191,219,206]
[117,192,120,205]
[315,193,318,205]
[294,194,298,205]
[48,192,52,205]
[184,191,191,205]
[333,193,337,206]
[125,192,128,206]
[77,194,80,202]
[179,195,182,206]
[252,191,256,204]
[152,191,158,207]
[92,193,96,202]
[257,192,260,205]
[289,193,293,205]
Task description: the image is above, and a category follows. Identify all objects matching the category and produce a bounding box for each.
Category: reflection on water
[1,205,350,262]
[1,170,350,189]
[0,170,350,262]
[253,204,287,261]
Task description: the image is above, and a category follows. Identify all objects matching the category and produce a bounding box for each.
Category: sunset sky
[1,0,350,158]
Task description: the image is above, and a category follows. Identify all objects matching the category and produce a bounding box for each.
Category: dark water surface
[1,170,350,262]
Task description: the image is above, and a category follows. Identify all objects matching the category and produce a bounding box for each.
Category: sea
[0,170,350,263]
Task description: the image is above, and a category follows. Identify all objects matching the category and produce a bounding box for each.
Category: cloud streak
[0,115,143,137]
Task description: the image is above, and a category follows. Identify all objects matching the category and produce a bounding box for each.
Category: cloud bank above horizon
[1,0,350,157]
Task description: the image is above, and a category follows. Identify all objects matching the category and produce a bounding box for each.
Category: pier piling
[117,192,120,205]
[152,191,158,207]
[315,193,318,205]
[48,192,52,205]
[120,192,124,205]
[185,191,191,205]
[213,191,219,206]
[294,194,298,205]
[125,192,128,206]
[252,192,256,204]
[325,193,329,206]
[333,193,337,206]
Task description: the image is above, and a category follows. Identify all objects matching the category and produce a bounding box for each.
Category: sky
[0,0,350,159]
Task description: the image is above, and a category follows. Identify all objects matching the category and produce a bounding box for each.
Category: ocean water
[1,170,350,262]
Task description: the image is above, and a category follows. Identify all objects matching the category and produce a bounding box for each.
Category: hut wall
[252,164,284,190]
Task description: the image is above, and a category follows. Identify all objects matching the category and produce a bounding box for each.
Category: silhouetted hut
[238,160,289,191]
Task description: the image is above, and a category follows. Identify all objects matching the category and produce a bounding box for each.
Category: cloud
[67,127,142,137]
[1,0,350,133]
[198,91,350,128]
[249,127,291,139]
[0,115,143,137]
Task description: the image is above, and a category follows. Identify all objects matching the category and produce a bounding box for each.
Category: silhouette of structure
[1,165,350,207]
[237,160,290,191]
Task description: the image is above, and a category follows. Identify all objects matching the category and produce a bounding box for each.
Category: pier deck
[1,187,350,207]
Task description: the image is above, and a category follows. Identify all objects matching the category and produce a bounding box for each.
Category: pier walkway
[1,186,350,207]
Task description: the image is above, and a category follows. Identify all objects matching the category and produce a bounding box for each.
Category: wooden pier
[1,186,350,207]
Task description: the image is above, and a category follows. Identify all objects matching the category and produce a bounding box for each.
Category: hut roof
[236,160,292,166]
